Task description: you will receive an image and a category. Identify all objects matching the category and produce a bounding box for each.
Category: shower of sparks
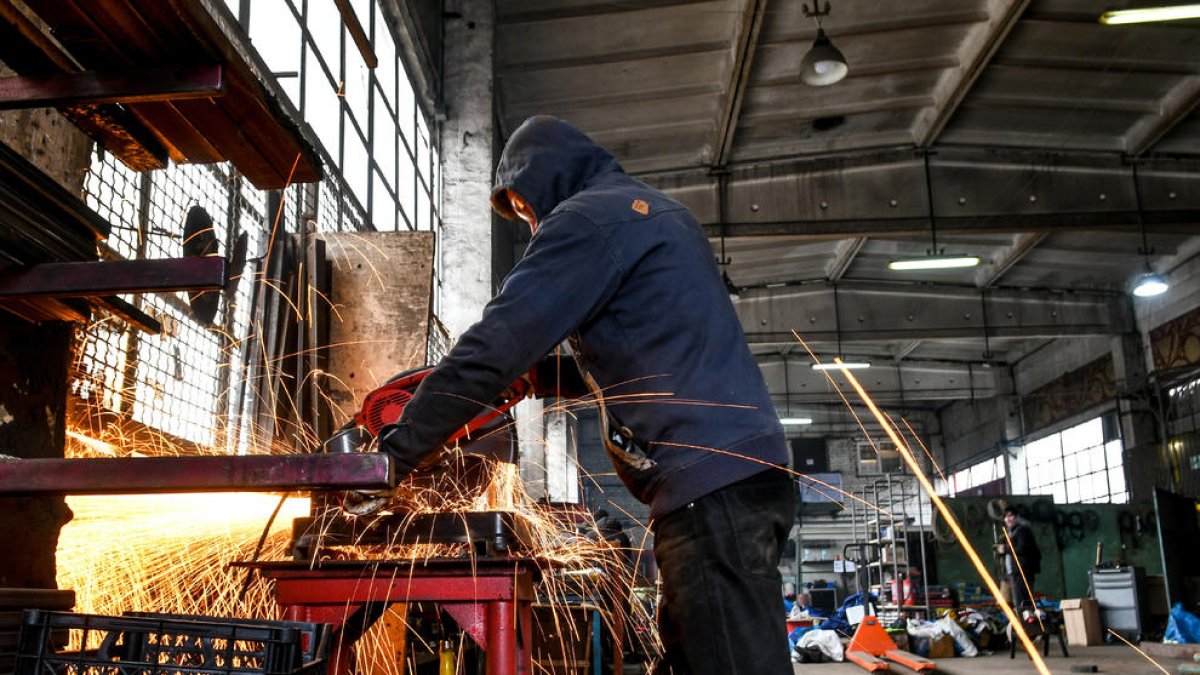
[1106,629,1170,674]
[57,493,309,644]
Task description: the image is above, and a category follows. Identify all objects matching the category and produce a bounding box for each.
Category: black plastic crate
[15,611,329,675]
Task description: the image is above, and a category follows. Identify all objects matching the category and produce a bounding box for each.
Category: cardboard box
[1062,598,1103,646]
[910,634,955,658]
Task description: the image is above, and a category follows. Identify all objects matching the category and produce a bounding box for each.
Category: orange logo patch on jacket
[631,199,650,215]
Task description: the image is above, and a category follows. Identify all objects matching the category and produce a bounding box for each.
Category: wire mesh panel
[68,0,444,456]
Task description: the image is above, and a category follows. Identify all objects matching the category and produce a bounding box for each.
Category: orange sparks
[833,359,1053,675]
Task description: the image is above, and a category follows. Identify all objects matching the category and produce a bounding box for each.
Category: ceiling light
[889,152,981,272]
[1132,270,1169,297]
[812,361,871,371]
[1100,4,1200,24]
[887,255,981,271]
[780,417,814,425]
[801,28,849,86]
[1129,165,1169,299]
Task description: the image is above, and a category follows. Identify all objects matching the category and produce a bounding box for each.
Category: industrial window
[935,456,1005,497]
[70,2,443,455]
[1015,415,1127,504]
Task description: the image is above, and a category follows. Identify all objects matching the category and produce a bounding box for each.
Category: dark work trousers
[650,467,795,675]
[1010,572,1036,611]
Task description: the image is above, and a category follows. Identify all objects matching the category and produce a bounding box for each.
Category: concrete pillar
[438,0,495,338]
[1112,327,1158,451]
[515,398,546,501]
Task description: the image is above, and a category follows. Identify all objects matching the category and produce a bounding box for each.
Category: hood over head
[490,116,622,223]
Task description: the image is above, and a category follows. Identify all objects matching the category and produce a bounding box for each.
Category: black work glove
[377,421,448,483]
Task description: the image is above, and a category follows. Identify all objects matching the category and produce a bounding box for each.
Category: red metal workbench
[248,558,538,675]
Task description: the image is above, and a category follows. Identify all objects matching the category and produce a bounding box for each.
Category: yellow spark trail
[1107,629,1170,674]
[833,359,1052,675]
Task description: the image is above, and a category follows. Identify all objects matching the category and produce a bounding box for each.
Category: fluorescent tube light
[1100,4,1200,24]
[887,255,981,271]
[812,361,871,371]
[780,417,814,425]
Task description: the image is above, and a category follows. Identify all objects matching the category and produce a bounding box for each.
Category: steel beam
[645,146,1200,234]
[0,453,393,495]
[736,281,1121,346]
[0,66,224,109]
[0,257,226,299]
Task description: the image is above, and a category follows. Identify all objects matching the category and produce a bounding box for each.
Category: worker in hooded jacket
[378,115,795,675]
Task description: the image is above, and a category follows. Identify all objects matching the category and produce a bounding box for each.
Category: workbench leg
[284,605,356,675]
[487,601,517,675]
[517,600,532,675]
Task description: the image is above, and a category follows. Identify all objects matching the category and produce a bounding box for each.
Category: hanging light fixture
[1100,4,1200,24]
[778,353,815,424]
[810,285,871,370]
[801,2,849,86]
[888,152,981,271]
[1130,165,1169,298]
[1129,165,1170,298]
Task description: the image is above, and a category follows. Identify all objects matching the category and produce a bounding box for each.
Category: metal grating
[67,0,444,455]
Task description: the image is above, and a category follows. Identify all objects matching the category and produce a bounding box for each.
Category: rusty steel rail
[0,453,392,495]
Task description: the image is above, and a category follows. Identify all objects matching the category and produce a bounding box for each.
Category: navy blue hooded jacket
[380,115,787,519]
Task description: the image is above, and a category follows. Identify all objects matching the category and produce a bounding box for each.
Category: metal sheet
[0,453,393,495]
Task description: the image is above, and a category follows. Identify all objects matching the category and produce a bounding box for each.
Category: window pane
[343,132,369,209]
[306,50,342,159]
[1062,418,1103,452]
[372,171,396,231]
[308,2,342,79]
[344,44,370,136]
[398,144,415,228]
[249,0,301,107]
[373,85,397,190]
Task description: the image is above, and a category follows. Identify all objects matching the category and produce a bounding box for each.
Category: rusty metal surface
[0,453,393,496]
[0,258,226,299]
[4,0,321,188]
[292,511,534,559]
[0,65,225,110]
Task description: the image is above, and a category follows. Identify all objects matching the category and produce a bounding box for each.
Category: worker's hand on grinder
[339,427,449,516]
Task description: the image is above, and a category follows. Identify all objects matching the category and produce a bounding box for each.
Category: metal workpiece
[0,452,393,495]
[291,510,534,561]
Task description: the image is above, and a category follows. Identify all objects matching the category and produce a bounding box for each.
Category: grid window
[71,2,443,456]
[1018,416,1127,504]
[935,456,1005,497]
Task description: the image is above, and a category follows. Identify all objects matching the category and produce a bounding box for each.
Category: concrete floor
[791,644,1192,674]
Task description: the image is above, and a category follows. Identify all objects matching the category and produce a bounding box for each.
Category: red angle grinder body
[322,367,531,457]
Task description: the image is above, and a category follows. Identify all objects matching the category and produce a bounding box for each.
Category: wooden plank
[0,65,225,109]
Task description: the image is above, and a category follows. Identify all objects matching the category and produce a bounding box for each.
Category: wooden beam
[976,232,1048,287]
[714,0,767,167]
[915,0,1031,146]
[0,257,226,298]
[1128,75,1200,156]
[0,65,224,109]
[826,236,868,281]
[333,0,379,69]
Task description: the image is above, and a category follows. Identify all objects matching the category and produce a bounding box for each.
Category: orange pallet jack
[845,615,935,672]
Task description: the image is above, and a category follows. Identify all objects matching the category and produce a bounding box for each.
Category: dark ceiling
[492,0,1200,414]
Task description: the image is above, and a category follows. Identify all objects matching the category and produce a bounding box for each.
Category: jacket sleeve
[378,211,623,474]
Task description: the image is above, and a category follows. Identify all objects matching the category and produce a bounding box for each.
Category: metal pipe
[0,453,392,495]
